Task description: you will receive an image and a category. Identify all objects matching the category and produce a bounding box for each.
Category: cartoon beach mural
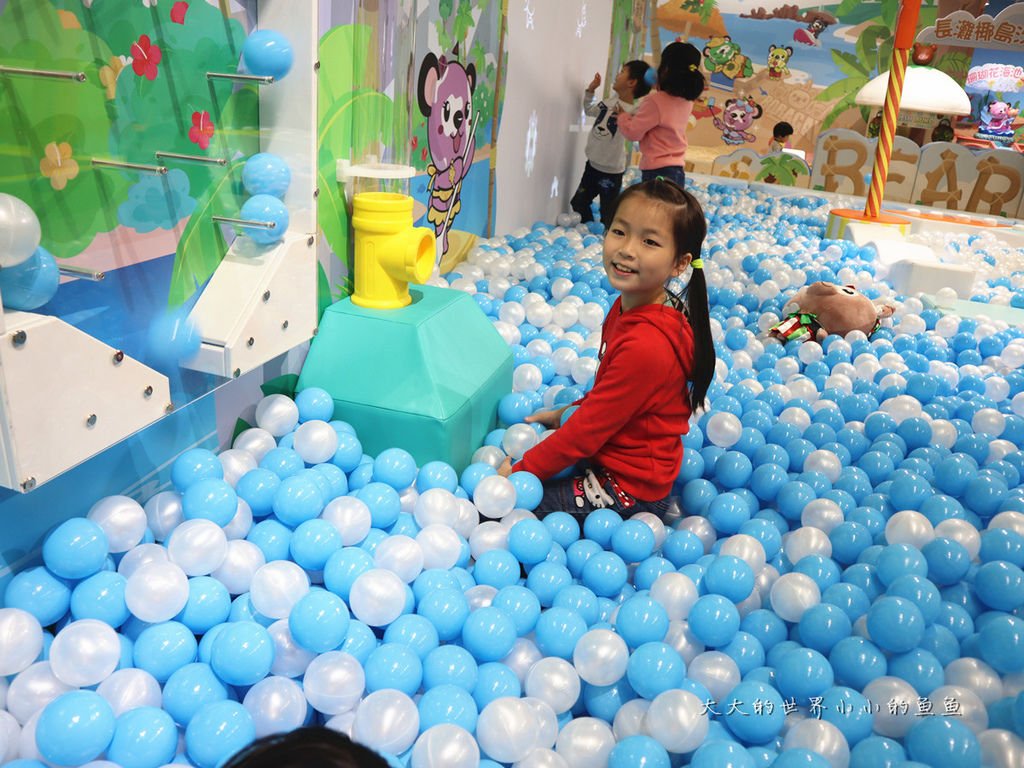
[648,0,980,166]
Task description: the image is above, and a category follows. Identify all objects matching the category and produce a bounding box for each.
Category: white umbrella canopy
[855,66,972,116]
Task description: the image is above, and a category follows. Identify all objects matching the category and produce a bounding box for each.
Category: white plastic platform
[0,310,172,492]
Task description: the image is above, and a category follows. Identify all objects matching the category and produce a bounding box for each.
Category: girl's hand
[525,406,569,430]
[587,72,601,91]
[497,457,514,477]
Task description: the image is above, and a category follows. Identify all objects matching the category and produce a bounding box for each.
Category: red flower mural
[130,35,162,81]
[189,111,215,150]
[171,2,189,25]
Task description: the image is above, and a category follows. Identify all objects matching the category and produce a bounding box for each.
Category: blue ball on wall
[0,246,59,310]
[242,30,294,80]
[240,194,289,245]
[242,153,291,199]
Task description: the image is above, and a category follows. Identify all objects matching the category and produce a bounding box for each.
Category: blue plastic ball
[162,662,229,726]
[904,716,980,768]
[184,700,256,768]
[209,620,273,686]
[418,683,478,732]
[364,642,423,695]
[242,29,294,79]
[289,589,350,653]
[608,735,670,768]
[4,567,71,626]
[0,246,59,310]
[626,641,684,699]
[239,194,289,245]
[106,706,178,768]
[42,517,109,580]
[36,691,116,766]
[688,594,740,647]
[508,519,554,565]
[422,644,478,691]
[461,606,517,662]
[242,152,291,199]
[866,596,925,653]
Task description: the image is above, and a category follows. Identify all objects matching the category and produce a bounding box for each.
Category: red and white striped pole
[864,0,922,219]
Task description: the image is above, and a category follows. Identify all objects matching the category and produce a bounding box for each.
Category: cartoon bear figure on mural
[418,47,477,267]
[712,97,763,145]
[793,17,834,47]
[766,45,793,81]
[979,101,1019,136]
[703,36,753,82]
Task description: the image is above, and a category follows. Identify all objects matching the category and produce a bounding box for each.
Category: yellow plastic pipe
[350,193,435,309]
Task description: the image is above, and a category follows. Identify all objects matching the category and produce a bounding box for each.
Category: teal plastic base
[297,285,513,470]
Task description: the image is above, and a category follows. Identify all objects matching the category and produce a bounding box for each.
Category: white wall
[496,1,614,233]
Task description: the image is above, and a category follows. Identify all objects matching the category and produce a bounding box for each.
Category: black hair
[623,59,652,98]
[607,179,714,412]
[657,41,705,101]
[773,121,794,139]
[220,728,390,768]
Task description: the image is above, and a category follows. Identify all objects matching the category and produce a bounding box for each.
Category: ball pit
[6,180,1024,765]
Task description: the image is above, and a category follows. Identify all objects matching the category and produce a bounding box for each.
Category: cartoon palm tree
[756,153,806,186]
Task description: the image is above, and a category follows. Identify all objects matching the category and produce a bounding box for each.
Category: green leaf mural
[317,24,397,302]
[0,0,131,257]
[756,154,807,186]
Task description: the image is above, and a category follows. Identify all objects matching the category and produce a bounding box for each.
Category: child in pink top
[617,41,705,188]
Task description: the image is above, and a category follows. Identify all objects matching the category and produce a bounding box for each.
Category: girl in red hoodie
[499,179,715,518]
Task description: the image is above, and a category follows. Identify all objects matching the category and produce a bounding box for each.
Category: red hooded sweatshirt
[516,296,695,501]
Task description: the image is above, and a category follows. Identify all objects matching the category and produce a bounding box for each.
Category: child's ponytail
[682,262,714,412]
[658,41,706,102]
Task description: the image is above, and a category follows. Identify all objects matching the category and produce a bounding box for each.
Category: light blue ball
[615,596,670,648]
[626,641,684,699]
[609,735,671,768]
[581,551,628,597]
[184,700,256,768]
[508,519,553,565]
[356,482,402,529]
[422,644,478,691]
[508,470,543,510]
[461,606,517,662]
[242,153,291,198]
[133,621,198,682]
[850,736,905,768]
[690,740,754,768]
[416,461,459,492]
[272,473,325,526]
[373,448,418,491]
[209,620,273,686]
[42,517,109,580]
[721,680,784,744]
[289,589,349,652]
[364,642,423,695]
[905,716,980,768]
[290,518,342,571]
[472,549,520,589]
[688,594,740,647]
[0,246,59,310]
[534,606,587,660]
[472,661,521,709]
[147,308,201,366]
[819,686,873,745]
[492,584,542,636]
[416,587,470,643]
[339,619,379,664]
[106,706,178,768]
[182,478,237,526]
[610,519,655,563]
[242,30,294,80]
[69,570,128,627]
[162,662,229,726]
[866,596,925,653]
[4,567,71,626]
[36,691,116,766]
[239,194,289,245]
[418,684,478,732]
[775,647,834,704]
[383,613,440,660]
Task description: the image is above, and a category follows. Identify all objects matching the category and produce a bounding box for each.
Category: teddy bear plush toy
[769,282,894,342]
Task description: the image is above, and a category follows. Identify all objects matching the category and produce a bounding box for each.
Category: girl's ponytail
[683,265,714,412]
[658,41,706,101]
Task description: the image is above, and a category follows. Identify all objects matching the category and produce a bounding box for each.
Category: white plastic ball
[267,619,316,679]
[863,676,919,738]
[687,651,741,703]
[210,539,266,594]
[293,420,339,464]
[782,718,850,768]
[223,498,253,540]
[49,619,120,687]
[648,572,698,622]
[124,561,189,622]
[254,394,300,437]
[322,496,373,545]
[525,657,580,715]
[218,449,258,488]
[503,423,539,460]
[96,668,162,716]
[473,475,517,519]
[87,495,147,553]
[783,526,832,562]
[167,518,229,576]
[243,676,308,738]
[572,629,628,686]
[613,699,651,741]
[719,534,767,573]
[643,689,709,753]
[769,572,821,622]
[352,689,419,756]
[349,568,406,627]
[250,560,310,619]
[554,717,615,768]
[6,663,72,726]
[411,724,480,768]
[0,609,43,678]
[374,535,424,583]
[705,412,742,448]
[884,510,935,549]
[303,651,364,714]
[477,697,541,763]
[416,524,462,570]
[233,427,278,462]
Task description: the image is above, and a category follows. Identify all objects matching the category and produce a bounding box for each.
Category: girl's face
[603,195,690,310]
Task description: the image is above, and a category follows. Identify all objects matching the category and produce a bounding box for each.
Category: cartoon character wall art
[710,96,763,145]
[766,45,793,81]
[417,47,477,267]
[703,36,753,83]
[793,18,833,47]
